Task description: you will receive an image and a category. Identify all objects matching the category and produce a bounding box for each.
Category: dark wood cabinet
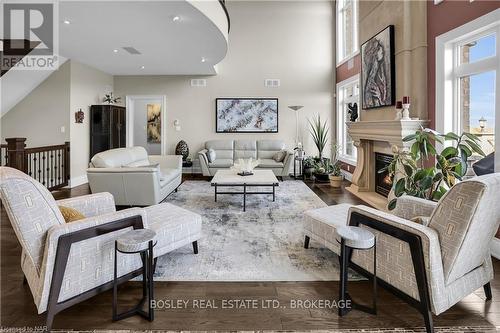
[90,105,126,159]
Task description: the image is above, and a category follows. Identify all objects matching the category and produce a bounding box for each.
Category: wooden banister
[2,138,70,191]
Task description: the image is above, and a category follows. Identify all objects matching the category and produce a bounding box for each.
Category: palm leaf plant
[381,127,485,210]
[308,115,329,159]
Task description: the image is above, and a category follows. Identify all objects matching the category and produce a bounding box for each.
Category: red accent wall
[427,0,499,130]
[336,54,361,83]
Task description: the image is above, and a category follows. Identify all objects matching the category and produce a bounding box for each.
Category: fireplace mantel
[346,119,429,210]
[347,120,430,147]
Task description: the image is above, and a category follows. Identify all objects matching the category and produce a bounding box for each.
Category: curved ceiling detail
[59,0,229,75]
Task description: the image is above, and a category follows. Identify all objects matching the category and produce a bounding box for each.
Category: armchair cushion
[56,192,116,217]
[58,206,86,223]
[428,175,500,284]
[37,207,148,313]
[392,195,438,221]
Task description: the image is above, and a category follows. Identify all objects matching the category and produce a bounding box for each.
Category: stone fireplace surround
[346,120,429,211]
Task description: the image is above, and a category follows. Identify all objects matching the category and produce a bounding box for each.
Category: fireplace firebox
[375,153,393,197]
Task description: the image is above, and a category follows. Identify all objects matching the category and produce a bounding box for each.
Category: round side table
[113,229,157,322]
[336,225,377,316]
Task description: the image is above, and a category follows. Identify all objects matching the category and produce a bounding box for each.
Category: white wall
[114,1,334,158]
[1,61,71,147]
[69,61,114,186]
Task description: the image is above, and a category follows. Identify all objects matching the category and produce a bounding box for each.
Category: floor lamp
[288,105,304,153]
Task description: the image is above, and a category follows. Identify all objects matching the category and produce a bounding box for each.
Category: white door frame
[125,95,167,155]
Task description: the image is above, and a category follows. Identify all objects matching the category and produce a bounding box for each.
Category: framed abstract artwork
[147,103,161,143]
[216,98,278,133]
[361,25,395,110]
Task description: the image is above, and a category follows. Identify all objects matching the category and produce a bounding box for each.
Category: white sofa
[87,147,182,206]
[198,139,294,177]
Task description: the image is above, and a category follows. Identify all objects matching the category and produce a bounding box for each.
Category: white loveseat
[198,140,294,177]
[87,147,182,206]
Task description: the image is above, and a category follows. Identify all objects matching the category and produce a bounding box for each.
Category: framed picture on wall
[147,103,161,143]
[215,98,279,133]
[361,25,395,110]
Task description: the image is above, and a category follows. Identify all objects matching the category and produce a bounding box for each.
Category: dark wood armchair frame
[346,211,492,333]
[45,215,145,331]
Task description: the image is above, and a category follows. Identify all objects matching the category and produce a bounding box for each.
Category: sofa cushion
[206,140,234,160]
[159,168,181,186]
[273,150,287,162]
[91,147,148,168]
[207,149,216,162]
[257,159,284,168]
[234,140,257,160]
[126,159,151,167]
[257,140,285,159]
[209,159,234,168]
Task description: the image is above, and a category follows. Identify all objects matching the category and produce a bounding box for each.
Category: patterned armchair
[0,167,201,330]
[346,173,500,333]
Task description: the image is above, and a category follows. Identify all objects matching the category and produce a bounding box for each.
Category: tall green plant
[381,128,485,210]
[308,115,329,159]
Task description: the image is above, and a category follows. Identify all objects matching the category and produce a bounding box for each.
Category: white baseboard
[491,238,500,260]
[341,170,353,182]
[69,175,88,188]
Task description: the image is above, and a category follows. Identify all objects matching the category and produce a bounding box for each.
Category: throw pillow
[59,206,85,223]
[411,216,430,226]
[273,150,286,162]
[207,149,216,163]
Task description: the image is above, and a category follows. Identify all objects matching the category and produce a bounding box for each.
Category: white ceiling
[59,1,228,75]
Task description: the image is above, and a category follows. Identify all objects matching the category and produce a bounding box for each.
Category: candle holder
[401,103,411,120]
[394,101,403,120]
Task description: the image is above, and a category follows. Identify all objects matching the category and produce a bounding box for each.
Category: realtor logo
[1,1,59,72]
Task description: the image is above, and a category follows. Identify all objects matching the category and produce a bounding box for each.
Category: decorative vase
[175,140,189,161]
[329,175,343,188]
[314,173,330,183]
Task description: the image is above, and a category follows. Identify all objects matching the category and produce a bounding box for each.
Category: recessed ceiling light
[140,65,145,69]
[113,49,118,53]
[201,57,206,63]
[172,16,180,22]
[63,19,71,25]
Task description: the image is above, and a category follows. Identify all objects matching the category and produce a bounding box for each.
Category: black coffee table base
[212,183,278,211]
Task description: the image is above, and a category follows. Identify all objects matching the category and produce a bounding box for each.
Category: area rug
[154,180,352,281]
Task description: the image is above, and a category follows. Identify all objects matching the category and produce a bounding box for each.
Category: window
[336,75,359,165]
[336,0,358,65]
[436,9,499,170]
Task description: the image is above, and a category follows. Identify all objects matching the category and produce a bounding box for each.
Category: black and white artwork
[361,25,395,109]
[216,98,278,133]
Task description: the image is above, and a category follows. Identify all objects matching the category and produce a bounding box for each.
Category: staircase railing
[1,138,70,191]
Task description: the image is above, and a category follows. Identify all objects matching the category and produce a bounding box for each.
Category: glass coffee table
[211,170,279,211]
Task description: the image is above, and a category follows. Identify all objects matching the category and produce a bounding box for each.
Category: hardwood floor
[1,176,499,331]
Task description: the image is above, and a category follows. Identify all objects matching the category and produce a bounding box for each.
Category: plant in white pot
[329,143,343,188]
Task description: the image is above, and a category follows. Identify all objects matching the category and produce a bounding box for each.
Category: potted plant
[303,157,316,179]
[308,115,329,159]
[329,143,343,188]
[313,158,334,182]
[381,128,485,210]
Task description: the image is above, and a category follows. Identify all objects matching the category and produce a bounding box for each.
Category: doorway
[125,95,167,155]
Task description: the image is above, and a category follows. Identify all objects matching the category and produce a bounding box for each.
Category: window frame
[336,74,360,166]
[436,9,499,171]
[336,0,359,66]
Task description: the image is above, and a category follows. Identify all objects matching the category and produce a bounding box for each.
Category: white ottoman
[303,203,353,255]
[143,203,202,258]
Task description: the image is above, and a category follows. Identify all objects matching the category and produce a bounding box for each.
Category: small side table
[293,156,305,180]
[182,160,194,174]
[336,225,377,316]
[113,229,157,322]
